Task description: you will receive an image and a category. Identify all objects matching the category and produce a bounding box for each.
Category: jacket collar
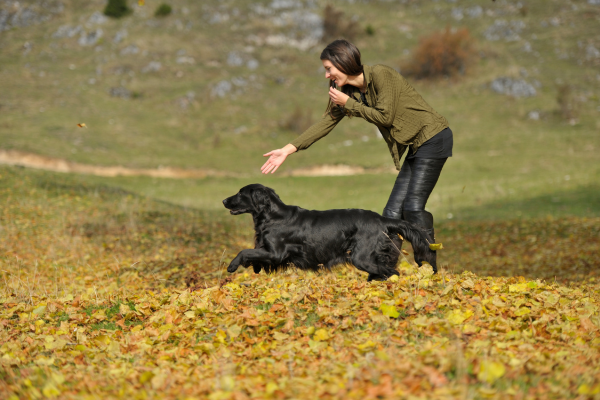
[362,64,372,92]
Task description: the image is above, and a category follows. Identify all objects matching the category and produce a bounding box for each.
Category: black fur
[222,184,437,281]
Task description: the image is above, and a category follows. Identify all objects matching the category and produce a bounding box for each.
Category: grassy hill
[1,0,599,215]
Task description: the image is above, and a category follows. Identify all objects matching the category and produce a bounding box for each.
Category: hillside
[1,0,599,218]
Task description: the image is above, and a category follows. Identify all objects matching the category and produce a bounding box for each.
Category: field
[2,166,600,399]
[2,0,600,398]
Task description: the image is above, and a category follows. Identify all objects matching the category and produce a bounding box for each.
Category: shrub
[365,24,375,36]
[403,27,476,80]
[155,3,172,17]
[323,5,359,43]
[556,84,580,122]
[103,0,132,19]
[280,107,314,135]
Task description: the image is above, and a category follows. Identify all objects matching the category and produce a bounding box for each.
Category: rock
[120,44,139,55]
[141,61,161,73]
[586,44,600,60]
[0,0,63,32]
[211,80,232,98]
[109,86,131,99]
[113,29,127,44]
[527,110,540,120]
[246,59,259,70]
[87,11,107,26]
[490,77,537,97]
[227,51,244,67]
[451,8,463,21]
[176,91,195,109]
[522,41,532,53]
[52,24,82,38]
[589,0,600,4]
[176,56,195,64]
[208,12,229,24]
[466,6,483,18]
[270,0,299,9]
[484,20,525,41]
[78,29,103,46]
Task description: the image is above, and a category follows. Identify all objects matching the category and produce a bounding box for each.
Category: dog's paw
[253,264,262,274]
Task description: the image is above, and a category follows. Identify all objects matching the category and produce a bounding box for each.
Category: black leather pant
[382,157,447,219]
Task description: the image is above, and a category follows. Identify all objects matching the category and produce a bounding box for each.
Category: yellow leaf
[94,334,111,346]
[544,293,559,307]
[77,123,87,128]
[35,356,55,366]
[388,274,399,282]
[380,304,400,318]
[376,350,390,361]
[138,0,145,5]
[429,242,444,251]
[357,340,377,352]
[514,307,531,317]
[261,288,281,303]
[227,324,242,339]
[33,305,47,316]
[411,315,429,327]
[477,360,506,384]
[42,382,60,398]
[462,324,478,334]
[313,329,330,342]
[445,309,474,325]
[139,371,154,384]
[273,332,289,341]
[266,382,279,394]
[413,296,427,310]
[306,326,315,336]
[509,283,528,293]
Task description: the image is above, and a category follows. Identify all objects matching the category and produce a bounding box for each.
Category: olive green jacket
[290,64,449,170]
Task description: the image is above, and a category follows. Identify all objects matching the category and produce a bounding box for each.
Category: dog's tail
[385,219,437,273]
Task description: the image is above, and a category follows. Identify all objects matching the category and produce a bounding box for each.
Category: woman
[261,39,452,260]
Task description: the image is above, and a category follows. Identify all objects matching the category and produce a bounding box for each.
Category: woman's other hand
[329,87,350,107]
[261,144,297,174]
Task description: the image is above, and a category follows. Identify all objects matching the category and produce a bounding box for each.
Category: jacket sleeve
[289,106,345,151]
[344,67,399,127]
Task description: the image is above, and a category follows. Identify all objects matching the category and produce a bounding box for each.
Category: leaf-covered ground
[2,167,600,399]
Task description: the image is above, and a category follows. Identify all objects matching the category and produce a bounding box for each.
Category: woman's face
[322,59,348,88]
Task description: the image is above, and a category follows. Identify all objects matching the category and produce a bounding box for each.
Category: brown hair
[320,39,363,117]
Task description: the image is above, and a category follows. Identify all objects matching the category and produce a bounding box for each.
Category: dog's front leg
[227,249,280,273]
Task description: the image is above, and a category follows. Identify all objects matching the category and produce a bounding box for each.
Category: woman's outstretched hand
[261,144,297,174]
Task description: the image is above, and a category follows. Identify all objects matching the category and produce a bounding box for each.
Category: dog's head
[222,184,280,216]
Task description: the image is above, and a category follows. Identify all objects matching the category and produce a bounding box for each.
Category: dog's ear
[251,188,271,214]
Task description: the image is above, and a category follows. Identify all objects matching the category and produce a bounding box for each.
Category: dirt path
[0,149,395,178]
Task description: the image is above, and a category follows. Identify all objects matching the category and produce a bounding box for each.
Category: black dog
[222,184,437,281]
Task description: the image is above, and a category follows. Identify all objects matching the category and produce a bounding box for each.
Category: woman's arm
[344,67,400,127]
[261,107,345,174]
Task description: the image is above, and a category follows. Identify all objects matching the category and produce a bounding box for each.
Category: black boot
[382,208,402,219]
[403,210,437,272]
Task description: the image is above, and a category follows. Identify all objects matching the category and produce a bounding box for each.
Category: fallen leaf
[380,304,400,318]
[429,243,444,251]
[77,123,87,128]
[477,360,506,384]
[446,309,474,325]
